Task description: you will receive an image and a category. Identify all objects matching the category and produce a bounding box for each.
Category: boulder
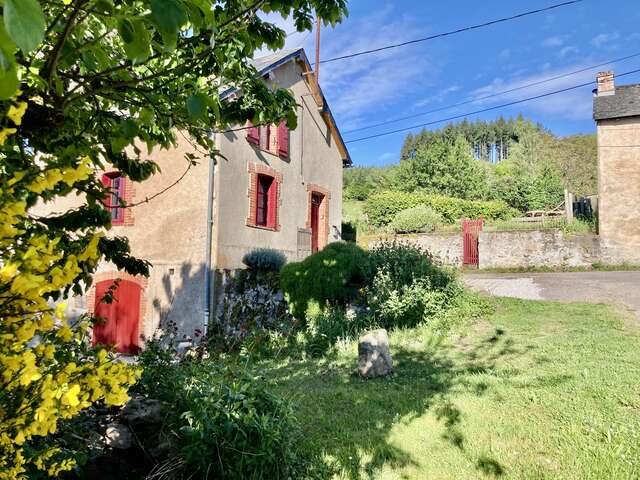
[121,396,163,426]
[358,329,393,378]
[105,423,131,449]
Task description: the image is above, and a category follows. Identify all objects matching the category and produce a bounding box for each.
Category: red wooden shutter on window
[267,178,278,229]
[277,121,289,157]
[247,121,260,145]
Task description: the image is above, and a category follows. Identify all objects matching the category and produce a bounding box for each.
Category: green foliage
[280,242,369,319]
[242,248,287,272]
[390,117,594,214]
[390,205,443,233]
[0,0,348,278]
[136,354,313,479]
[364,191,517,227]
[394,135,488,200]
[303,303,371,357]
[343,165,395,201]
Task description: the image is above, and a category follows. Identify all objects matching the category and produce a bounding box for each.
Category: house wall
[597,117,640,264]
[214,60,344,269]
[32,134,211,341]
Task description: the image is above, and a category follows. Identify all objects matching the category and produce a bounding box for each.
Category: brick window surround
[246,121,289,158]
[101,171,135,226]
[305,184,331,251]
[247,162,282,231]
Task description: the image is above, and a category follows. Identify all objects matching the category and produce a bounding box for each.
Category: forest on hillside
[344,116,597,214]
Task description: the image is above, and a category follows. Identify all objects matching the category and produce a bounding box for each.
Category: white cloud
[541,35,569,48]
[414,85,461,108]
[470,62,606,121]
[559,46,579,58]
[591,32,620,48]
[314,5,435,130]
[498,48,511,61]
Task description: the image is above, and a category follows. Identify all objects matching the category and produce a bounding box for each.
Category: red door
[310,193,323,253]
[93,280,141,354]
[462,218,483,267]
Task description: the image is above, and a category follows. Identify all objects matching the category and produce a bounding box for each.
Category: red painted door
[462,218,483,267]
[93,280,141,354]
[311,193,322,253]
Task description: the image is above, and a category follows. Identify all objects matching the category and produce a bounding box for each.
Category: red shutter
[247,121,260,145]
[277,121,289,157]
[267,178,278,229]
[93,279,141,354]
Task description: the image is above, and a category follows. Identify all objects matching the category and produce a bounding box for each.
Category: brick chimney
[596,71,615,96]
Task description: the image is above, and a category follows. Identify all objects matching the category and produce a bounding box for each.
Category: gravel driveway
[463,271,640,320]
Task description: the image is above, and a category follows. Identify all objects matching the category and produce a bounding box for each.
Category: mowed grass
[260,299,640,479]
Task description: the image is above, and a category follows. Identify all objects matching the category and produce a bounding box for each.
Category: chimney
[596,71,615,96]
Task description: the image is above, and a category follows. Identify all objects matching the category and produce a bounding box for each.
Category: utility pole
[314,15,321,85]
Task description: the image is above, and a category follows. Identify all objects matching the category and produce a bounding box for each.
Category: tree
[0,0,348,476]
[393,135,487,199]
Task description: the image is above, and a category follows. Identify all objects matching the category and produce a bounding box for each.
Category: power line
[344,67,640,144]
[318,0,584,65]
[344,51,640,134]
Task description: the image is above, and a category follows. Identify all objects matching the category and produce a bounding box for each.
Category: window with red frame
[255,174,277,228]
[102,173,125,225]
[247,121,289,158]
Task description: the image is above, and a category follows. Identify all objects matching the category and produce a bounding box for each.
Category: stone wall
[597,117,640,264]
[369,233,463,267]
[478,230,601,269]
[371,230,604,270]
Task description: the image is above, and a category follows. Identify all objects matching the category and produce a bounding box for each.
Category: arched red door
[93,279,141,354]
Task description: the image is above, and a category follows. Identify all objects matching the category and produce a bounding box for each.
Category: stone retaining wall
[370,230,603,269]
[478,230,600,269]
[369,233,463,266]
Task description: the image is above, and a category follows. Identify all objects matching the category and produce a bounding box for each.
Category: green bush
[364,190,517,227]
[280,242,369,319]
[390,204,444,233]
[363,191,421,226]
[242,248,287,272]
[136,354,314,479]
[303,302,372,357]
[363,241,459,329]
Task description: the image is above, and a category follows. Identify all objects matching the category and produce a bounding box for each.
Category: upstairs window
[102,172,126,225]
[247,121,289,158]
[255,174,277,228]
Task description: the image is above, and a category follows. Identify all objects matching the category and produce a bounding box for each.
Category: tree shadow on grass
[261,326,532,479]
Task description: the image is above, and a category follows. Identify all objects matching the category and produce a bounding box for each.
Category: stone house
[44,48,350,353]
[593,71,640,264]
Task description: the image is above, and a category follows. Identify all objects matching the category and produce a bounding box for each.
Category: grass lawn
[260,299,640,479]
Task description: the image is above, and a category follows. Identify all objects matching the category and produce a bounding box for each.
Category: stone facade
[478,230,600,270]
[34,48,347,347]
[594,72,640,264]
[213,55,344,269]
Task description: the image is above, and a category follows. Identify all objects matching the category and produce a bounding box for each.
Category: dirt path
[463,271,640,321]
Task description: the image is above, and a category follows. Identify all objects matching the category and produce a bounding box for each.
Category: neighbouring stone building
[593,71,640,264]
[37,48,350,353]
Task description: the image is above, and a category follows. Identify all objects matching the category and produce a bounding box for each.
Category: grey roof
[593,84,640,121]
[248,48,301,73]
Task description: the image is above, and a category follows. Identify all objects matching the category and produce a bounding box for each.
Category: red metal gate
[93,279,141,354]
[462,218,483,267]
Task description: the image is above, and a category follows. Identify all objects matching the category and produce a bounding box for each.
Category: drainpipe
[203,131,216,336]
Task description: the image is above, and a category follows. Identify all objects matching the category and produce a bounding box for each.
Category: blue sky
[260,0,640,167]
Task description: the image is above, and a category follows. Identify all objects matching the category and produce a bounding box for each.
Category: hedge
[364,190,518,226]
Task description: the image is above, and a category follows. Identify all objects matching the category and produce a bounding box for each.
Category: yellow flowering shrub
[0,103,140,479]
